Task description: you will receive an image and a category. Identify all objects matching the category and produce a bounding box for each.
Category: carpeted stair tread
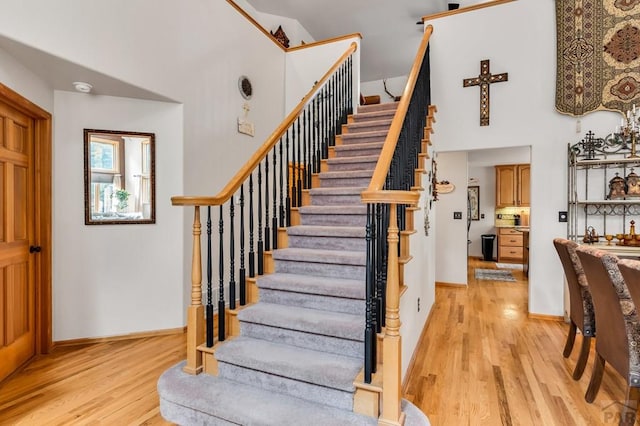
[351,109,397,123]
[215,336,362,392]
[319,170,374,179]
[238,302,363,341]
[299,205,368,214]
[273,247,365,266]
[341,130,388,144]
[346,118,393,132]
[257,272,365,299]
[158,361,377,426]
[334,141,384,152]
[325,159,378,172]
[357,102,399,113]
[309,187,365,196]
[287,225,365,238]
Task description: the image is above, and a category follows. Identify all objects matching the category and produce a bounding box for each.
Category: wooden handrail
[172,41,358,207]
[287,33,362,52]
[361,25,433,205]
[421,0,516,22]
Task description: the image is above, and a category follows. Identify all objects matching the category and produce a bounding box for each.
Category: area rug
[475,269,516,282]
[495,262,524,270]
[556,0,640,116]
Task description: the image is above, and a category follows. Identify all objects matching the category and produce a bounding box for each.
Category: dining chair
[553,238,595,379]
[576,246,640,425]
[619,258,640,311]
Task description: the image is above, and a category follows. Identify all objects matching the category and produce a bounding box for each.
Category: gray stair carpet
[159,101,430,424]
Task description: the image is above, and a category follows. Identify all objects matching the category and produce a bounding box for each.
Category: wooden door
[495,165,516,207]
[518,165,531,207]
[0,99,35,382]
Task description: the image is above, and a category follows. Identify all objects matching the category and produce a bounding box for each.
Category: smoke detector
[72,81,93,93]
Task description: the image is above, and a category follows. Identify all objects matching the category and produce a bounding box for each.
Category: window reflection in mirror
[84,129,155,225]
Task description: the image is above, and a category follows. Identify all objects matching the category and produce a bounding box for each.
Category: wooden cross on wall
[463,59,508,126]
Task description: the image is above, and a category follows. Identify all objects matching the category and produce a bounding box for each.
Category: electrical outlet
[480,213,485,219]
[559,211,568,222]
[453,211,462,219]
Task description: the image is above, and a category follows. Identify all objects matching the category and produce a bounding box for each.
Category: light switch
[453,212,462,219]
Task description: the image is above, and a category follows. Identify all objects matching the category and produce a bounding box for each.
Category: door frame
[0,82,52,354]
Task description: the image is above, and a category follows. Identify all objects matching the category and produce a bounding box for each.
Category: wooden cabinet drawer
[499,227,522,236]
[499,246,523,259]
[500,235,523,246]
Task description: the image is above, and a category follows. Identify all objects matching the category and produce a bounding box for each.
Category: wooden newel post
[184,206,204,375]
[380,204,404,426]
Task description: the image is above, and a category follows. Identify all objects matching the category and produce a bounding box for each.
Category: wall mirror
[84,129,155,225]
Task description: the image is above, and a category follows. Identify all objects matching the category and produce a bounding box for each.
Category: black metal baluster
[279,136,286,228]
[240,184,246,305]
[306,104,312,189]
[264,156,271,252]
[272,144,278,249]
[365,203,374,384]
[257,164,264,275]
[249,174,255,278]
[322,85,329,159]
[285,130,291,226]
[218,205,225,341]
[296,116,302,206]
[375,203,384,333]
[206,206,214,347]
[229,196,236,310]
[347,56,353,116]
[302,109,307,190]
[313,97,319,174]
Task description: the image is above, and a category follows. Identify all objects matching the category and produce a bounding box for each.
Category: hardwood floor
[0,334,184,425]
[405,257,634,425]
[0,259,632,425]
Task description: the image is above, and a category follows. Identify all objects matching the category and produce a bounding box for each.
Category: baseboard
[435,281,466,287]
[402,305,435,394]
[527,313,564,322]
[53,326,187,348]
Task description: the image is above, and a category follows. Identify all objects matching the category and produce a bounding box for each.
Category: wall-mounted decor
[84,129,155,225]
[463,59,508,126]
[556,1,640,115]
[238,75,252,100]
[435,180,455,194]
[468,185,480,221]
[271,25,290,48]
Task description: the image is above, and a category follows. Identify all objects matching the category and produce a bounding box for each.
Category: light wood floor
[405,257,634,425]
[0,258,633,425]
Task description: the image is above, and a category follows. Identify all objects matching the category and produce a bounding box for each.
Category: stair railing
[361,25,434,424]
[172,42,357,375]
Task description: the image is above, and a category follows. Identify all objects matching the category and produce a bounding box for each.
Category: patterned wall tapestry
[556,1,640,116]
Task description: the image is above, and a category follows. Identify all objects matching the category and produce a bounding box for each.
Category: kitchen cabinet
[498,227,525,262]
[495,164,530,207]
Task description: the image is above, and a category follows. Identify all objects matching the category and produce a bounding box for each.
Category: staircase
[158,102,430,425]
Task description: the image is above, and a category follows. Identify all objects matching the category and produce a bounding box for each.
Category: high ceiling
[246,0,451,82]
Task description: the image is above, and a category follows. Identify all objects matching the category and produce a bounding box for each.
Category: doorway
[0,83,52,382]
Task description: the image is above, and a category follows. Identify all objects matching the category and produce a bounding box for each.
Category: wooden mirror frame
[84,129,156,225]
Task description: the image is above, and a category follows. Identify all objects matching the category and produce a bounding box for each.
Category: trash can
[481,234,496,261]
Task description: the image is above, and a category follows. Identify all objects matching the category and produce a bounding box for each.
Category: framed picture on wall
[468,185,479,221]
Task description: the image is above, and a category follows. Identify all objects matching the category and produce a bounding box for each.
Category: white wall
[434,151,468,285]
[427,0,621,315]
[284,37,361,114]
[53,91,184,340]
[467,165,496,258]
[401,182,436,378]
[0,47,52,112]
